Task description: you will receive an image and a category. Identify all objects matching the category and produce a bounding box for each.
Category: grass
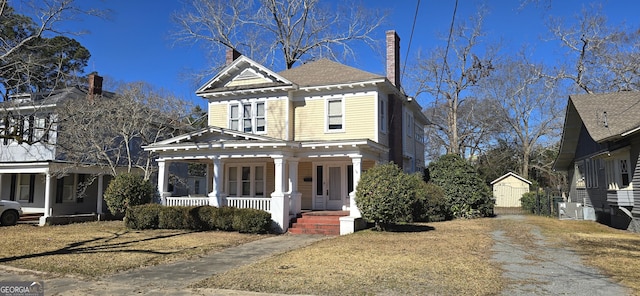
[193,219,505,296]
[523,215,640,295]
[0,221,267,278]
[3,215,639,295]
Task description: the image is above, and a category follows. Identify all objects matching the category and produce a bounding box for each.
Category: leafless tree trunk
[56,81,193,179]
[173,0,386,72]
[482,55,564,179]
[411,9,495,158]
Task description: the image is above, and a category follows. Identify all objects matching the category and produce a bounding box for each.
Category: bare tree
[548,4,640,93]
[173,0,386,72]
[482,56,564,179]
[0,0,106,98]
[411,9,495,157]
[56,81,193,179]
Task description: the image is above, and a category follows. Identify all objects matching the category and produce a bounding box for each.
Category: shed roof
[490,172,532,185]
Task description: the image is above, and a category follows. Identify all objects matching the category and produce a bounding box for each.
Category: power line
[434,0,459,104]
[402,0,421,85]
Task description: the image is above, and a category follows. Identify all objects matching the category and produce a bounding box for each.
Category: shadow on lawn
[370,223,436,233]
[0,230,189,264]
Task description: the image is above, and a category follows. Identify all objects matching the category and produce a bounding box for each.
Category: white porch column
[96,174,104,214]
[287,157,301,215]
[39,172,53,226]
[208,157,225,207]
[349,155,362,218]
[271,156,289,233]
[157,159,170,205]
[43,172,52,217]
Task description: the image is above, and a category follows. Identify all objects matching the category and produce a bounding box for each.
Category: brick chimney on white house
[88,73,103,99]
[386,30,401,88]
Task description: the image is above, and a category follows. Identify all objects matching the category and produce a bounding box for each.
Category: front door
[313,163,346,210]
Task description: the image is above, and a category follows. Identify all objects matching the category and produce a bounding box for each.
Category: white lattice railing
[165,196,210,207]
[226,197,271,212]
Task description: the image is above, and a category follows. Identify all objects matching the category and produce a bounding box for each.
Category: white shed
[491,172,532,207]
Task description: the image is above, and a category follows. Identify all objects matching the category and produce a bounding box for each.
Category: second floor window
[229,101,266,133]
[327,99,343,131]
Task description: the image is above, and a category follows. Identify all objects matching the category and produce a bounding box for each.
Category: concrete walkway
[491,215,630,296]
[0,234,324,295]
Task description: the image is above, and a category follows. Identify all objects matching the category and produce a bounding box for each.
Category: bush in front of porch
[356,162,421,231]
[104,173,157,217]
[125,205,272,234]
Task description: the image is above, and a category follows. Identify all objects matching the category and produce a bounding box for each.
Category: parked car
[0,200,22,226]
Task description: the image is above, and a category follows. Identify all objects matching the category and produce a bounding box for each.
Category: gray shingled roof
[571,92,640,142]
[278,59,384,87]
[554,91,640,171]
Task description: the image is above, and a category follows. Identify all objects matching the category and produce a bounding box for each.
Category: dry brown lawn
[194,219,505,296]
[4,215,638,295]
[0,221,267,278]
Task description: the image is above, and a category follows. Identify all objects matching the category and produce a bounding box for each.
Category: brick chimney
[386,30,401,88]
[88,73,103,99]
[226,47,242,65]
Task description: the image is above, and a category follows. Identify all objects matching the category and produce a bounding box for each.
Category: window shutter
[9,174,16,201]
[28,174,35,203]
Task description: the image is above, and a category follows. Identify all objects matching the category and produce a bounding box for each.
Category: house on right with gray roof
[554,91,640,231]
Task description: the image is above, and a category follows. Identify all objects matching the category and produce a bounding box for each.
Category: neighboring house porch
[144,127,385,233]
[0,162,113,225]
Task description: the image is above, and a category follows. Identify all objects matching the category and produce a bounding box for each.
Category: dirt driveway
[491,215,630,295]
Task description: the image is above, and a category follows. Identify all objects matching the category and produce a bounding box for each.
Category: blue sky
[22,0,640,107]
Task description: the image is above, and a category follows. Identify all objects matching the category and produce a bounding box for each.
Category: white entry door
[313,163,346,210]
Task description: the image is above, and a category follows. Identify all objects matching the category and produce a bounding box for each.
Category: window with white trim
[229,101,266,133]
[17,174,33,201]
[379,99,386,133]
[226,164,265,197]
[326,98,343,131]
[604,151,632,190]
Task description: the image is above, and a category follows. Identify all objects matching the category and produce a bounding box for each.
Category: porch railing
[226,197,271,212]
[165,196,210,207]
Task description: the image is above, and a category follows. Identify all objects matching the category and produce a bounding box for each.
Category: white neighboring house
[491,172,531,208]
[0,74,115,225]
[144,31,428,234]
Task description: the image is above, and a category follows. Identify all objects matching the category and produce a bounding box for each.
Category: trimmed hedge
[125,205,272,234]
[124,203,163,229]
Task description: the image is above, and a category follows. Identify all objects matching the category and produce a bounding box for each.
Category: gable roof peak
[196,55,295,95]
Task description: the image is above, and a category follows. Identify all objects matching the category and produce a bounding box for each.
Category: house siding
[293,92,376,141]
[226,77,271,87]
[266,98,288,140]
[208,102,228,127]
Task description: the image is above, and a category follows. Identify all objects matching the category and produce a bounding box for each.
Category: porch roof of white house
[143,126,388,160]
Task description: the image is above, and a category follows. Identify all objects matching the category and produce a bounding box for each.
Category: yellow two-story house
[145,31,428,234]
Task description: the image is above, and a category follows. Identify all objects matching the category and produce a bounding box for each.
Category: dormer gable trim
[196,56,296,95]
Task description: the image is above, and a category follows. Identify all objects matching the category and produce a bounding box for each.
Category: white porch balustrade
[165,196,210,207]
[226,197,272,212]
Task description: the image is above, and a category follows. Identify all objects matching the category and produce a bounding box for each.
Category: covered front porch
[144,127,386,234]
[0,162,113,225]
